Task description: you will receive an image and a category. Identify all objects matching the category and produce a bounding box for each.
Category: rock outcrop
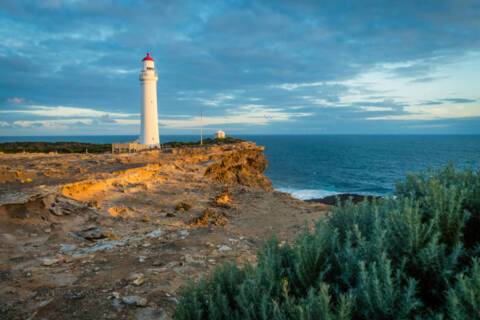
[305,193,382,206]
[204,143,272,191]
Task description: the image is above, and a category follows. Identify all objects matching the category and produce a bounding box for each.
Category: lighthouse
[139,53,160,146]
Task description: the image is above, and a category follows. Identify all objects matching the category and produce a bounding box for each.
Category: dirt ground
[0,143,328,320]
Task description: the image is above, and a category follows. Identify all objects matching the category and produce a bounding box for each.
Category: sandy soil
[0,143,328,320]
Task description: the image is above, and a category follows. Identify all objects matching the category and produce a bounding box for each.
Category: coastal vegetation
[175,165,480,319]
[0,137,244,154]
[0,141,112,154]
[162,137,244,148]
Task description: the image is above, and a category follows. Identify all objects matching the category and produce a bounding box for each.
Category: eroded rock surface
[205,145,272,190]
[0,142,327,319]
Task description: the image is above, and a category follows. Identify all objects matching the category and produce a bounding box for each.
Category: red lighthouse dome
[142,53,154,61]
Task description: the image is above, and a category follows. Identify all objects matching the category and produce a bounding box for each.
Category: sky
[0,0,479,136]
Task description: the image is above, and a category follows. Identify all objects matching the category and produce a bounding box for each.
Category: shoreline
[1,139,386,205]
[304,193,382,205]
[1,140,386,206]
[276,187,383,205]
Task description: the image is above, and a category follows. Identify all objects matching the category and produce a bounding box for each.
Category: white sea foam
[277,188,340,200]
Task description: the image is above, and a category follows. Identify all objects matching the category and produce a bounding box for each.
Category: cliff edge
[0,141,327,319]
[205,142,272,191]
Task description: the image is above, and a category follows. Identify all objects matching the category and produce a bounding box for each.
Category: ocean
[1,135,479,199]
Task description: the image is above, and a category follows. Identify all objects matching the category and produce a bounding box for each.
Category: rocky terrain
[0,142,328,320]
[306,193,382,206]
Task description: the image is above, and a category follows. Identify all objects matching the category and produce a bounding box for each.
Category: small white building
[215,130,226,139]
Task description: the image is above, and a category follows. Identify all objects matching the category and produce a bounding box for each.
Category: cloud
[419,100,443,106]
[367,104,480,121]
[117,104,312,129]
[97,114,118,123]
[418,98,477,106]
[7,97,25,104]
[198,93,235,107]
[0,1,479,134]
[271,82,326,91]
[160,104,311,129]
[13,118,94,128]
[359,106,394,112]
[110,68,137,75]
[1,102,310,131]
[409,76,447,84]
[0,105,137,118]
[442,98,476,104]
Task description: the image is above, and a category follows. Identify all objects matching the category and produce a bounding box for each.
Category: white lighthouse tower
[139,53,160,146]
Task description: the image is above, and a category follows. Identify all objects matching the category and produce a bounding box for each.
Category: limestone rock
[175,201,192,212]
[41,257,60,266]
[75,227,106,241]
[129,273,145,286]
[122,295,148,307]
[212,189,234,208]
[147,229,162,238]
[204,145,272,190]
[177,230,189,238]
[218,245,232,253]
[191,208,227,227]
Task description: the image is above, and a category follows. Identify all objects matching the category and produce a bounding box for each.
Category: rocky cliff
[0,142,326,319]
[205,143,272,191]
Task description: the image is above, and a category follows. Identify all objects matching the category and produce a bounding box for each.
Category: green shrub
[0,137,244,154]
[0,141,111,153]
[447,259,480,319]
[175,165,480,319]
[162,137,244,148]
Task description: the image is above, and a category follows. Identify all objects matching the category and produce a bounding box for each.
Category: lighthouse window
[147,67,154,70]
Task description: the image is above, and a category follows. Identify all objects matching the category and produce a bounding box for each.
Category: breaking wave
[277,188,340,200]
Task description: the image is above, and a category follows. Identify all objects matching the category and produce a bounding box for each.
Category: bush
[0,141,111,154]
[175,165,480,319]
[163,137,244,148]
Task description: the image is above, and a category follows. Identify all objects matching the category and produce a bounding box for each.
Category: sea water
[247,135,480,199]
[2,135,479,199]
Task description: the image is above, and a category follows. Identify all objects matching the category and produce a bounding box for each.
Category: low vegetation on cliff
[0,141,112,154]
[0,137,244,154]
[163,137,244,148]
[175,165,480,319]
